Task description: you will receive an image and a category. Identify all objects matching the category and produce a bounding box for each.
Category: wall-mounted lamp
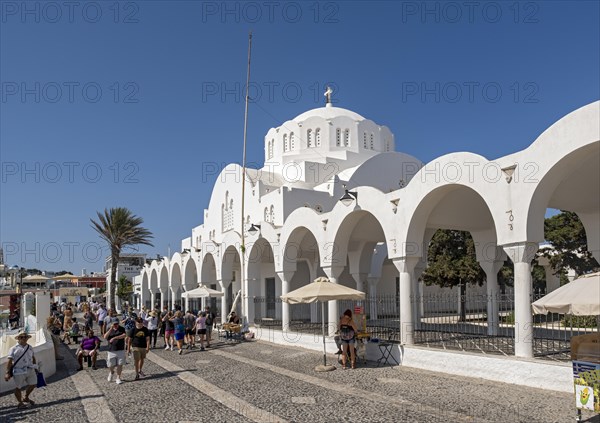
[248,224,261,235]
[339,184,358,207]
[182,248,191,254]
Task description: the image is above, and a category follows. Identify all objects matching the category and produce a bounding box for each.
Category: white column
[503,242,538,358]
[218,279,228,322]
[413,260,427,330]
[35,291,51,326]
[392,257,419,345]
[276,271,293,331]
[367,277,379,320]
[479,259,504,336]
[322,266,344,336]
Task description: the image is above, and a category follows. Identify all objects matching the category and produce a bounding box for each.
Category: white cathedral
[134,94,599,360]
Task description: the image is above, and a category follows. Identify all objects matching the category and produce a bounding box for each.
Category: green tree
[421,230,485,321]
[541,211,599,277]
[116,275,133,304]
[91,207,153,310]
[422,230,485,288]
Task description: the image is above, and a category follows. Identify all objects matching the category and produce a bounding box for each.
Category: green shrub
[561,315,598,328]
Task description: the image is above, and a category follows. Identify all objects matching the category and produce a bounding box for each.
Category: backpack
[340,324,355,341]
[124,318,135,331]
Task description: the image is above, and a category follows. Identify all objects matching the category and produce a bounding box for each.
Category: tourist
[122,312,137,359]
[77,329,101,370]
[83,308,96,331]
[4,331,38,409]
[225,311,240,340]
[96,304,107,336]
[159,306,168,346]
[128,317,150,380]
[145,310,159,348]
[205,306,215,347]
[195,311,207,350]
[68,317,81,344]
[339,309,358,369]
[63,307,74,334]
[184,309,196,349]
[162,310,175,350]
[104,317,126,384]
[171,310,185,354]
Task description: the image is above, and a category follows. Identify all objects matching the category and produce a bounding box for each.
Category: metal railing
[254,291,598,361]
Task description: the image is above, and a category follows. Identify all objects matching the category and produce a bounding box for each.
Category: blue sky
[1,1,599,273]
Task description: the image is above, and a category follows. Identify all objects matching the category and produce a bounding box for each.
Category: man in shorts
[77,329,101,370]
[104,317,126,384]
[96,304,107,336]
[128,317,150,380]
[4,331,38,408]
[184,310,196,349]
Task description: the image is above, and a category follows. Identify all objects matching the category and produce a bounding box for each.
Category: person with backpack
[122,313,137,359]
[339,309,358,370]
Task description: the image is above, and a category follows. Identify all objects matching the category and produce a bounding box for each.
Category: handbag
[7,344,30,378]
[36,371,47,388]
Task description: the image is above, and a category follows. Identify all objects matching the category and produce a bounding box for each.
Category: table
[376,342,399,367]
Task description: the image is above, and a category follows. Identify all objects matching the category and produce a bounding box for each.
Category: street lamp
[247,224,261,236]
[339,185,358,207]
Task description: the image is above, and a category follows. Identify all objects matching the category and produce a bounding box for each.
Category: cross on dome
[324,86,333,106]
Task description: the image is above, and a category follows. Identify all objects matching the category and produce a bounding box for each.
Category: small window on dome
[307,129,313,147]
[370,133,374,150]
[315,128,321,147]
[344,129,350,146]
[290,132,295,150]
[363,132,368,149]
[336,128,341,146]
[283,134,288,152]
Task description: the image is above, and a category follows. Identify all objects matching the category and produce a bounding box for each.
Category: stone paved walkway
[1,327,599,423]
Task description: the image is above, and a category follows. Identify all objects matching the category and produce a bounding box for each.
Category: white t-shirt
[8,343,34,375]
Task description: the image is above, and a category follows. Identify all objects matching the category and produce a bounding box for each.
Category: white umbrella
[181,284,224,299]
[532,271,600,316]
[281,277,365,371]
[182,284,224,313]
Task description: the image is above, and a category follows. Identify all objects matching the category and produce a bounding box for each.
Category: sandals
[17,402,27,409]
[23,398,35,405]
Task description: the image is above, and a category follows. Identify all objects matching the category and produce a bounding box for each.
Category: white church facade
[134,97,599,360]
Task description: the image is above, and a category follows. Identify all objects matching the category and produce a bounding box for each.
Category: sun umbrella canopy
[532,271,600,316]
[281,277,365,304]
[182,284,224,299]
[281,277,366,372]
[22,275,51,282]
[52,274,78,280]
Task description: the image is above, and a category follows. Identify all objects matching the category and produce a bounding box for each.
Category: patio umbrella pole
[322,301,326,367]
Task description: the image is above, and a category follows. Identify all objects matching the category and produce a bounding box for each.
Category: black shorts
[185,328,194,336]
[197,328,207,335]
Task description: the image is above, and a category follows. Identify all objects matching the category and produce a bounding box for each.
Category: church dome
[292,105,366,123]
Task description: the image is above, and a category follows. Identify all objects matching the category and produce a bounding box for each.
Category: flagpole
[240,31,252,323]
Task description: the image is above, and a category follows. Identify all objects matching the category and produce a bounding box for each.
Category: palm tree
[91,207,154,310]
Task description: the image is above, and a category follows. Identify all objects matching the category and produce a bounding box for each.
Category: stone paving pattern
[2,320,599,423]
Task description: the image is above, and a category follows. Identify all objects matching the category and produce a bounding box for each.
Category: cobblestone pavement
[2,328,599,423]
